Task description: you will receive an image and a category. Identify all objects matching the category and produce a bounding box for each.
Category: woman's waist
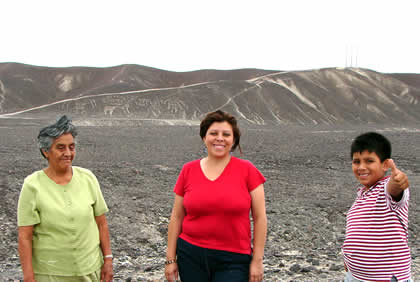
[179,232,252,255]
[32,245,103,275]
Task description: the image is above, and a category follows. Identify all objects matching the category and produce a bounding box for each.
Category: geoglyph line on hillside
[0,70,332,121]
[0,81,214,117]
[246,71,290,82]
[263,77,338,123]
[274,79,317,109]
[214,83,260,124]
[215,84,258,110]
[0,72,290,118]
[247,68,339,83]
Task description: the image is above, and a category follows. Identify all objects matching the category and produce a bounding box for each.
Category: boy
[342,132,411,281]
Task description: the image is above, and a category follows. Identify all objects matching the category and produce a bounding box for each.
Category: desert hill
[0,63,419,124]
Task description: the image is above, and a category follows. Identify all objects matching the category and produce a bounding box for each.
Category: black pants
[176,237,252,282]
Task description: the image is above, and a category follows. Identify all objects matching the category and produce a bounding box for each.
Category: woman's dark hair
[200,110,241,153]
[37,115,78,158]
[350,132,391,162]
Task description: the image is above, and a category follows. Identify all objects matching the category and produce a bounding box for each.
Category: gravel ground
[1,118,419,281]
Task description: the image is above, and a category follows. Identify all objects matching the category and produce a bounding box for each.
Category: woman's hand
[249,257,263,282]
[101,259,113,281]
[165,262,179,282]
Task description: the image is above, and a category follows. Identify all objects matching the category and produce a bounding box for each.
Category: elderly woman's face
[43,133,75,172]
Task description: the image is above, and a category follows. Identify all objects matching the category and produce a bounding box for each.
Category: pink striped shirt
[342,176,411,281]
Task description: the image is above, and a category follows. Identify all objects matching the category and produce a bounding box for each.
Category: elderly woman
[165,110,267,282]
[17,115,113,282]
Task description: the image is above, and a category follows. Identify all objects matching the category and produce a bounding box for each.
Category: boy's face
[352,150,388,188]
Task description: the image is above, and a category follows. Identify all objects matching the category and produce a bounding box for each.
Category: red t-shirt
[174,156,266,254]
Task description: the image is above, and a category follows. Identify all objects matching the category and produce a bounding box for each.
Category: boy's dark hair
[350,132,391,162]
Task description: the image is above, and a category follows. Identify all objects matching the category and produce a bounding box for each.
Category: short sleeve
[173,165,187,196]
[245,160,266,192]
[17,180,40,226]
[91,172,109,216]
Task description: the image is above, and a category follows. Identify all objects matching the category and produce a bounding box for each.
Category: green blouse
[17,166,109,276]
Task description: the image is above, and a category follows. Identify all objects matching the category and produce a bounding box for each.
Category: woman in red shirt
[165,110,267,282]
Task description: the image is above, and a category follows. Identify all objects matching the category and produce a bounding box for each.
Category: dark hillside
[1,64,419,125]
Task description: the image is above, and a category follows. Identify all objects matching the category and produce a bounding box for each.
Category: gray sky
[1,0,419,73]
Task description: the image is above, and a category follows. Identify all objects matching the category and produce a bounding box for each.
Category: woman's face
[203,121,234,159]
[43,133,75,172]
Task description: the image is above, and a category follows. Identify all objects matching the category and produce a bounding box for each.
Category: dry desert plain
[0,118,419,281]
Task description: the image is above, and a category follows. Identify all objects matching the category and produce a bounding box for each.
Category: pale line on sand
[215,84,258,110]
[213,83,260,124]
[0,71,306,119]
[246,71,290,83]
[245,68,328,83]
[274,79,317,110]
[75,118,201,126]
[0,81,214,118]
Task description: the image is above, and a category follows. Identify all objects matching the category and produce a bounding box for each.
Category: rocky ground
[0,118,419,281]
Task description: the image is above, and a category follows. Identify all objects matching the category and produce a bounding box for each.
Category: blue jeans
[176,237,252,282]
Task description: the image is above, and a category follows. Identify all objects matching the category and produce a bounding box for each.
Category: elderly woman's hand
[101,259,113,282]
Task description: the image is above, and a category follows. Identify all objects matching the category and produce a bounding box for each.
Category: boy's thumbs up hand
[388,159,409,192]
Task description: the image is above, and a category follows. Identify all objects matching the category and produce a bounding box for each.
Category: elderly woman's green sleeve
[91,172,109,216]
[17,180,40,226]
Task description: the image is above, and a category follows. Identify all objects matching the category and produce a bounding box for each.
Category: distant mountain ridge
[0,63,419,125]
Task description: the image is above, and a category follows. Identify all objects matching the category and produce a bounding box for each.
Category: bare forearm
[98,220,112,256]
[166,216,183,259]
[18,237,34,280]
[252,216,267,261]
[249,185,267,263]
[95,215,114,281]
